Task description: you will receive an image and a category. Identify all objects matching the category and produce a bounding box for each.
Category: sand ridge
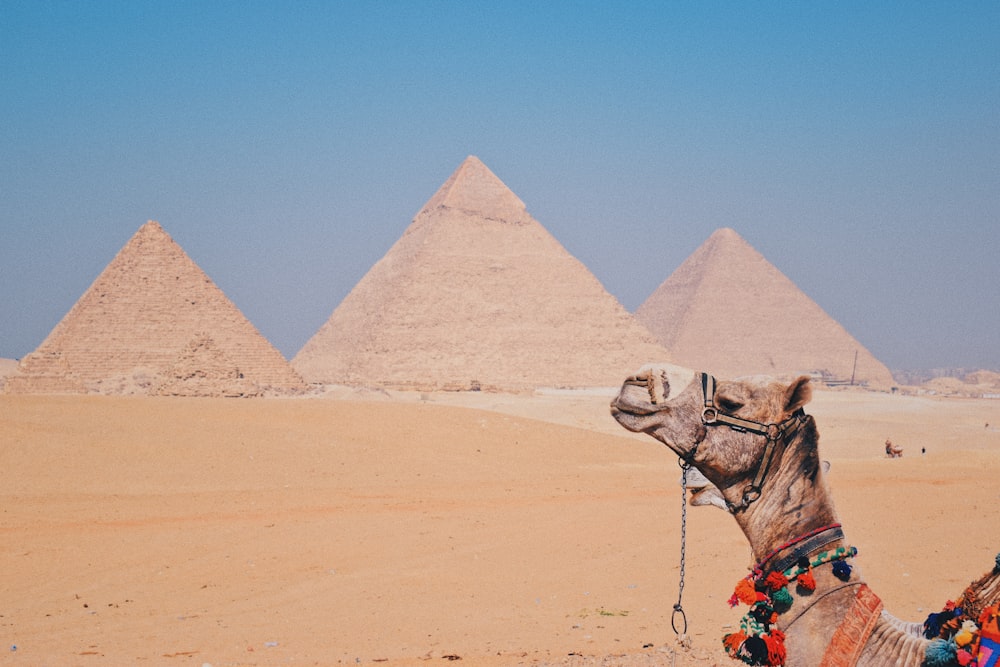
[1,389,999,665]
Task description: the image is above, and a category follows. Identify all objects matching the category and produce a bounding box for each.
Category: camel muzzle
[611,364,696,416]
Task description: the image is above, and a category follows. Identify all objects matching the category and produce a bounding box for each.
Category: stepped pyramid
[635,227,894,387]
[292,156,671,391]
[4,221,305,396]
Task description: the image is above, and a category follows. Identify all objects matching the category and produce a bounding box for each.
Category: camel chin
[688,486,729,510]
[682,467,729,510]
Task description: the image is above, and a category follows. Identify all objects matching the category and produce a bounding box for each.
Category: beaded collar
[724,527,859,666]
[752,523,845,580]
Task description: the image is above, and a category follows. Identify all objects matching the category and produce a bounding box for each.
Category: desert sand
[2,387,999,666]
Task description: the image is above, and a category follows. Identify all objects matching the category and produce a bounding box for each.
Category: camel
[885,438,903,458]
[610,363,1000,667]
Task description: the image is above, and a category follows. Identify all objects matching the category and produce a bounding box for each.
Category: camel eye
[717,397,743,413]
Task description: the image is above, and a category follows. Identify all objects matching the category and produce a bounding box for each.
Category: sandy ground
[2,387,999,666]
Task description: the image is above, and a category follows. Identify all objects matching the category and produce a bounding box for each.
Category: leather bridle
[621,369,808,512]
[699,373,807,513]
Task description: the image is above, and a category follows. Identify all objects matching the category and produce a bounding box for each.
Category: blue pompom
[994,551,1000,572]
[923,611,944,639]
[832,560,852,581]
[923,638,957,667]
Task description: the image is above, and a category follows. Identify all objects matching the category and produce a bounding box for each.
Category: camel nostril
[649,370,668,404]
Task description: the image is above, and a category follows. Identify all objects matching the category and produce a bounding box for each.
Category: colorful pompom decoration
[722,551,1000,666]
[763,629,786,665]
[953,619,977,647]
[924,604,963,640]
[765,572,788,591]
[770,586,793,613]
[832,559,852,581]
[923,638,958,667]
[723,585,785,666]
[735,578,758,606]
[723,546,860,665]
[924,611,945,640]
[920,601,1000,667]
[723,630,748,653]
[796,568,816,592]
[741,635,769,663]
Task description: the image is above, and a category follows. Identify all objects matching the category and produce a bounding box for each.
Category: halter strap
[700,372,806,512]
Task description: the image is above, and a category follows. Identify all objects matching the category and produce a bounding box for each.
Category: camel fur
[610,363,1000,666]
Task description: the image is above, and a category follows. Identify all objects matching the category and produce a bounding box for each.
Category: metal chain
[671,458,690,645]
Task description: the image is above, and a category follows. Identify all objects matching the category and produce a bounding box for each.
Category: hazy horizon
[2,3,997,372]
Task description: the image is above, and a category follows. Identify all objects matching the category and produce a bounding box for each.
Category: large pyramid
[292,156,671,391]
[635,227,894,387]
[4,221,305,396]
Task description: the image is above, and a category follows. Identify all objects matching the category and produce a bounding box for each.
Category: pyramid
[4,221,305,396]
[292,156,671,391]
[634,227,894,387]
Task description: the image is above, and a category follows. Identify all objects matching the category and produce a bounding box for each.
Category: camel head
[611,364,822,522]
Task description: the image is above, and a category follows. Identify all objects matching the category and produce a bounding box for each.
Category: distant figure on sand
[885,438,903,458]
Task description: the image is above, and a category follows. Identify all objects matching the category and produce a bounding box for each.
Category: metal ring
[702,407,718,424]
[671,604,688,636]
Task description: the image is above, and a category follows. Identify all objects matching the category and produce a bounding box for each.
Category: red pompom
[797,568,816,592]
[763,629,786,665]
[723,630,747,653]
[765,571,789,591]
[735,578,758,605]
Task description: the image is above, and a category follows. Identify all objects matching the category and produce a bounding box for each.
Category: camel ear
[784,375,812,413]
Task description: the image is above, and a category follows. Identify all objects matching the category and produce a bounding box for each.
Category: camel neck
[736,420,841,564]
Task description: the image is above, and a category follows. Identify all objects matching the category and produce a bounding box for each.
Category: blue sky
[2,2,998,371]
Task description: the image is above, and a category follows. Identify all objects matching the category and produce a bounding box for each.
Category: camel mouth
[609,382,671,426]
[610,390,664,417]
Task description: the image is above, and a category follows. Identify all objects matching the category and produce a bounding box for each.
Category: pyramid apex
[133,219,171,241]
[416,156,528,223]
[699,228,760,260]
[708,227,747,244]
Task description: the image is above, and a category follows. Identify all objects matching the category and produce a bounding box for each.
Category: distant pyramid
[635,227,894,387]
[292,156,671,391]
[4,221,305,396]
